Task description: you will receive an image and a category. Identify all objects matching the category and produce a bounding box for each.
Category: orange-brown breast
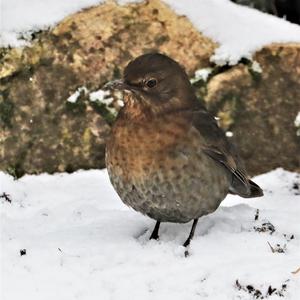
[106,112,190,184]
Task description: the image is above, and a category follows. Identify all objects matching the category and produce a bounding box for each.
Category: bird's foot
[184,249,190,257]
[182,218,198,257]
[183,240,191,257]
[149,221,160,240]
[149,232,159,240]
[183,238,191,248]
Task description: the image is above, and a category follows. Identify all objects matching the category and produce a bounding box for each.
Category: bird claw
[184,249,190,257]
[149,233,159,240]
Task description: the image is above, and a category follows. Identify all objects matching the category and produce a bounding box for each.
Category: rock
[1,1,299,177]
[0,0,215,177]
[205,43,300,175]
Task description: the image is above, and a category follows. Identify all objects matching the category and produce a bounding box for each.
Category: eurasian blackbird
[105,53,263,249]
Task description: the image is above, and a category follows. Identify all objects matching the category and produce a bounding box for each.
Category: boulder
[0,0,215,177]
[0,0,299,177]
[205,43,300,175]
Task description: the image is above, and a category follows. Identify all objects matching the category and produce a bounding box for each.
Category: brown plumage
[105,53,263,249]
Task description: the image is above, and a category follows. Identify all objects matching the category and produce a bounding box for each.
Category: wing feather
[189,108,263,198]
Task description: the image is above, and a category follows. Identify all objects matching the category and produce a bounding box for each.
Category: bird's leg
[183,219,199,247]
[149,221,161,240]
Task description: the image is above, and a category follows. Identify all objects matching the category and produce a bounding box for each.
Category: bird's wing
[188,108,263,198]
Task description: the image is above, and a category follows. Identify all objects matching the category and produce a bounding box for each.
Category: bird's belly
[106,137,230,223]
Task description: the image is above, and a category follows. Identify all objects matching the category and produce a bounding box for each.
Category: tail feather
[229,178,263,198]
[248,179,264,198]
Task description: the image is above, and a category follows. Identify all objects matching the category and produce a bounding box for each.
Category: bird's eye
[146,78,157,88]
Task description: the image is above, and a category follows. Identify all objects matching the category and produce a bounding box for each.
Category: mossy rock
[204,44,300,175]
[0,0,215,176]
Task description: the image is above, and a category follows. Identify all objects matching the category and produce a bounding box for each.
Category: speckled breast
[106,113,230,223]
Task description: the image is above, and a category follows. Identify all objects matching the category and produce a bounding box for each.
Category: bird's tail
[248,179,264,198]
[229,177,263,198]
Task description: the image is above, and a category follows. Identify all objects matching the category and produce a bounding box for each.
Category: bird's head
[104,53,198,119]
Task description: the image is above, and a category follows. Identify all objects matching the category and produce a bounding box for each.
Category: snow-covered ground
[1,168,300,300]
[1,0,300,64]
[1,0,300,298]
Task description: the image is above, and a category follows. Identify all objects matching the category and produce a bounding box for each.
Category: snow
[295,112,300,128]
[251,60,263,73]
[2,0,300,64]
[88,88,117,115]
[66,86,116,108]
[89,89,113,105]
[225,131,233,137]
[295,112,300,136]
[1,0,300,296]
[66,87,88,103]
[0,0,104,47]
[1,168,300,299]
[164,0,300,65]
[190,68,213,83]
[0,0,142,47]
[67,90,81,104]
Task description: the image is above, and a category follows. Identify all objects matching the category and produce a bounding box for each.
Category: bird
[104,53,263,251]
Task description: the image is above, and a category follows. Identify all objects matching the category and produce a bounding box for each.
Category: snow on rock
[164,0,300,65]
[295,112,300,127]
[250,60,263,73]
[67,90,81,104]
[0,0,104,47]
[89,89,117,115]
[2,0,300,65]
[66,86,88,103]
[89,89,113,105]
[295,112,300,136]
[225,131,233,137]
[190,67,213,83]
[1,168,300,299]
[0,0,141,47]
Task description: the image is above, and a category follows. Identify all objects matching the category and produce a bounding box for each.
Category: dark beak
[103,79,130,91]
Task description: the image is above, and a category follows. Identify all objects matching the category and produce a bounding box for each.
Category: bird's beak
[103,79,130,92]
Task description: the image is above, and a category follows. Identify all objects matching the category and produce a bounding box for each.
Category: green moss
[191,63,235,101]
[191,79,207,103]
[90,101,116,125]
[5,166,17,179]
[0,94,14,128]
[122,15,135,27]
[14,163,26,178]
[248,68,262,83]
[154,35,169,46]
[113,66,121,78]
[65,96,87,115]
[6,139,38,177]
[39,57,54,67]
[236,57,262,84]
[66,100,87,114]
[82,128,92,155]
[220,92,243,113]
[216,92,245,129]
[65,164,75,173]
[6,163,25,179]
[0,47,11,60]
